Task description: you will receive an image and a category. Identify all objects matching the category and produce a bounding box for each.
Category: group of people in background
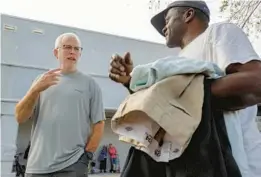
[96,143,119,173]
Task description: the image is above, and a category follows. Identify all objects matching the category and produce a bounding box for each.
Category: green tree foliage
[220,0,261,38]
[148,0,171,13]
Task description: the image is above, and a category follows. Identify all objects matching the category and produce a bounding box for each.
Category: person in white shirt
[109,1,261,177]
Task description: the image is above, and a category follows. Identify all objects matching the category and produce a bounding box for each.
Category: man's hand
[109,52,133,86]
[31,68,61,93]
[15,68,61,123]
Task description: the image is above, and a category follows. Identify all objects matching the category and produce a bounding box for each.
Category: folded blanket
[129,56,224,92]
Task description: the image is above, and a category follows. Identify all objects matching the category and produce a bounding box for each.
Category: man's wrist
[122,76,131,87]
[84,151,94,160]
[123,82,129,88]
[85,147,95,153]
[123,79,130,88]
[123,81,134,94]
[28,87,40,97]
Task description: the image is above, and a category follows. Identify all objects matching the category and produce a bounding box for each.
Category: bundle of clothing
[111,56,242,177]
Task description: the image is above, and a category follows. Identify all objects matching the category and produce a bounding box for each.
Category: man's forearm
[212,70,261,110]
[15,89,40,123]
[213,93,260,111]
[85,121,105,152]
[212,70,261,97]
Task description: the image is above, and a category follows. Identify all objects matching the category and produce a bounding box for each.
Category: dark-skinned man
[109,1,261,177]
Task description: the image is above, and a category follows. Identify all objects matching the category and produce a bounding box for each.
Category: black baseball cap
[151,0,210,36]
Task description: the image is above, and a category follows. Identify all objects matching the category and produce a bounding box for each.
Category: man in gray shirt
[15,33,105,177]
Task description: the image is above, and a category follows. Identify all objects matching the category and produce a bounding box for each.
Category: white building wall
[257,117,261,131]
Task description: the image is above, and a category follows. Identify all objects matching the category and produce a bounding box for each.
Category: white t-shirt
[178,22,261,177]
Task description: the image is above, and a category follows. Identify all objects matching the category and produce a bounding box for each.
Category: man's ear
[53,48,58,59]
[183,8,195,23]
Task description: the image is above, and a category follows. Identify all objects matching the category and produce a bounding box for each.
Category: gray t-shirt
[26,71,105,174]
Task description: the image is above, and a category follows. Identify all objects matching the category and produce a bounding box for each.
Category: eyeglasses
[58,45,83,52]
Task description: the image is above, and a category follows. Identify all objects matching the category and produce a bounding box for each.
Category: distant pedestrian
[108,144,117,173]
